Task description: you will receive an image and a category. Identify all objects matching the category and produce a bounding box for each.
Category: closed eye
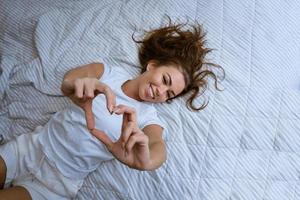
[163,74,176,99]
[163,75,167,85]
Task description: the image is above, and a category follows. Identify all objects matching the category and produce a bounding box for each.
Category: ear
[146,60,159,71]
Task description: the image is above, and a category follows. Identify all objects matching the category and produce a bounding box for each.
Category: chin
[145,99,155,103]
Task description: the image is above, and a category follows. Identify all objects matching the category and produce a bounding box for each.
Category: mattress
[1,0,300,199]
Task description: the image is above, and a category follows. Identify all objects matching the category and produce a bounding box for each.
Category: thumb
[90,129,113,150]
[83,100,95,130]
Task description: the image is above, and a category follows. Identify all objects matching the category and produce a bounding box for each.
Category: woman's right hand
[61,77,116,130]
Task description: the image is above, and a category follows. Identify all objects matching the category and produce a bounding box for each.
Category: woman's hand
[62,77,116,130]
[91,105,152,170]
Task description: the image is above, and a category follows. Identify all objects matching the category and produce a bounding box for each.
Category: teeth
[149,84,154,99]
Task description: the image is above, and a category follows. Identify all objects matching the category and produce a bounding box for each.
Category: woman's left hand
[90,105,152,170]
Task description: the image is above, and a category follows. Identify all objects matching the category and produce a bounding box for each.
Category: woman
[0,19,223,200]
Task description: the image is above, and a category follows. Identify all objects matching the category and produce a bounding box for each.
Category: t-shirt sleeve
[98,58,112,81]
[138,105,167,136]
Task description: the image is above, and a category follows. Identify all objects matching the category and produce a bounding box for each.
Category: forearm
[147,141,167,170]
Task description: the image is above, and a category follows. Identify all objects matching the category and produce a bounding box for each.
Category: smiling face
[136,60,186,103]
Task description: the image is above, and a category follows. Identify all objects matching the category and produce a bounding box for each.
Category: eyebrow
[167,73,176,97]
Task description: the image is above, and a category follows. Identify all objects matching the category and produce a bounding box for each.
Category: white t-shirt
[37,63,165,180]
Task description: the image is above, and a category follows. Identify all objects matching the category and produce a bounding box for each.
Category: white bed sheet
[1,0,300,199]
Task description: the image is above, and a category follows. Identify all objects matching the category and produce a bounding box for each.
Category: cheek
[148,72,161,83]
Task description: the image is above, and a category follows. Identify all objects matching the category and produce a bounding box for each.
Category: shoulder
[98,58,133,82]
[136,103,166,132]
[135,104,165,143]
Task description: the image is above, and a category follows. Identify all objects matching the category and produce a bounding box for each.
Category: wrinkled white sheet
[1,0,300,199]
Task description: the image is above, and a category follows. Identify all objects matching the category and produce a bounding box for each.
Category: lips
[148,84,155,99]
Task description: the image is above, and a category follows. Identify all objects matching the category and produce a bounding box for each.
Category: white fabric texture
[1,0,300,199]
[0,128,82,200]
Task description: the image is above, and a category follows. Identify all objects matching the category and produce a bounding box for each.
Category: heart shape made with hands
[89,105,151,170]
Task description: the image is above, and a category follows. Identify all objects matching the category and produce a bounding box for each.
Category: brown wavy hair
[132,17,224,111]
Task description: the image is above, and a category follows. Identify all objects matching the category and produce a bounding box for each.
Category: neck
[121,78,141,101]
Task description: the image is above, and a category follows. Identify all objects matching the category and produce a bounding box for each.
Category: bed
[1,0,300,199]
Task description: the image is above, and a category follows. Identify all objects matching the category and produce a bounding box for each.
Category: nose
[155,85,168,97]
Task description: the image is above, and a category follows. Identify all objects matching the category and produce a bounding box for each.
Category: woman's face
[137,61,186,103]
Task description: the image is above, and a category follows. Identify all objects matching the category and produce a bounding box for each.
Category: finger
[119,121,135,148]
[125,133,149,153]
[103,86,116,113]
[62,79,75,95]
[83,80,95,99]
[83,100,95,130]
[95,83,116,113]
[114,105,137,123]
[74,79,84,98]
[116,105,136,133]
[90,129,113,151]
[122,114,129,132]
